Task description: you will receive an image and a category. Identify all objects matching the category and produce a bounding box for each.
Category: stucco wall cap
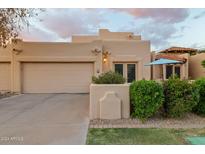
[90,83,130,87]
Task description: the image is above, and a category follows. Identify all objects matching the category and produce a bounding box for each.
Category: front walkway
[0,94,89,145]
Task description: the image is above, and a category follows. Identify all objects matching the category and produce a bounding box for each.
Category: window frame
[114,64,123,76]
[113,63,137,83]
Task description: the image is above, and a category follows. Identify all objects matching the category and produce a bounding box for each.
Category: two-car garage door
[21,62,94,93]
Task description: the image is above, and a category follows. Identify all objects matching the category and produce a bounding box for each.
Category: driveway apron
[0,94,89,145]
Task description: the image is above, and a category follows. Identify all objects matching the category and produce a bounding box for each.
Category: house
[159,46,198,55]
[0,29,151,94]
[151,52,189,80]
[151,46,205,80]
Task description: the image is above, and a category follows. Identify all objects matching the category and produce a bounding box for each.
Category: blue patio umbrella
[144,58,182,66]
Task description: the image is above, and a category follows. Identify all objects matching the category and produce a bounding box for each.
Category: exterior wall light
[103,57,107,63]
[102,51,111,63]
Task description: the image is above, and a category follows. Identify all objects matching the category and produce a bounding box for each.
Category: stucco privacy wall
[189,53,205,79]
[0,29,150,93]
[90,84,130,119]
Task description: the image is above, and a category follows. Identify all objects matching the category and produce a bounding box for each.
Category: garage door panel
[0,63,11,91]
[22,63,94,93]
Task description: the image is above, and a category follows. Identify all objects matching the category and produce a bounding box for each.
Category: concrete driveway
[0,94,89,145]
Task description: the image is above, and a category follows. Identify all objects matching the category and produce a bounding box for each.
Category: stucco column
[13,60,21,93]
[173,65,175,77]
[11,39,22,93]
[11,54,21,93]
[93,50,103,77]
[162,64,166,80]
[181,64,186,80]
[92,41,103,76]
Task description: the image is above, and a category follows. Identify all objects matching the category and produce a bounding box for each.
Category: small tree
[0,8,42,47]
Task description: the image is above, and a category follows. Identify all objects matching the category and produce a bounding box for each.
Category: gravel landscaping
[89,113,205,129]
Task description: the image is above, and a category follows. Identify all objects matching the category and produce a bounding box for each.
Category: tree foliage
[193,78,205,116]
[163,77,199,118]
[202,60,205,68]
[0,8,41,47]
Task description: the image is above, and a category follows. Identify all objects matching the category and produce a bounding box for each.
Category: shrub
[193,78,205,116]
[92,71,126,84]
[163,77,199,118]
[201,60,205,68]
[130,80,164,121]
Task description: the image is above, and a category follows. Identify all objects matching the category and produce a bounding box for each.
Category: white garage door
[22,62,94,93]
[0,63,11,91]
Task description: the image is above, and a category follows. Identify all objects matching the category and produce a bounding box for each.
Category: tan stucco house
[151,47,205,80]
[0,29,151,94]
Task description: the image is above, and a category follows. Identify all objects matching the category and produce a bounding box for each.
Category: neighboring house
[0,29,151,93]
[151,47,190,80]
[189,53,205,79]
[151,46,205,80]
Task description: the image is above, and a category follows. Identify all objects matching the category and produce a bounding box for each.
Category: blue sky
[20,8,205,51]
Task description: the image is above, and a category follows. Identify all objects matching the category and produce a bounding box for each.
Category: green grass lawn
[86,128,205,145]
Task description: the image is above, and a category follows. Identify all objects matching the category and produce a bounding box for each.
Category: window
[114,64,123,76]
[114,63,136,82]
[166,65,173,79]
[165,65,181,79]
[127,64,136,83]
[175,66,180,78]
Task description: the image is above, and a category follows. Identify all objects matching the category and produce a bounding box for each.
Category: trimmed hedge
[163,77,199,118]
[130,80,164,121]
[193,78,205,116]
[92,71,126,84]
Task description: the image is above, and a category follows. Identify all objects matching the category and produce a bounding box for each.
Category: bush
[201,60,205,68]
[193,78,205,116]
[163,77,199,118]
[130,80,164,121]
[92,71,126,84]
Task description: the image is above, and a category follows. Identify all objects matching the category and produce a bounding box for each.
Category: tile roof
[155,54,187,62]
[160,46,197,53]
